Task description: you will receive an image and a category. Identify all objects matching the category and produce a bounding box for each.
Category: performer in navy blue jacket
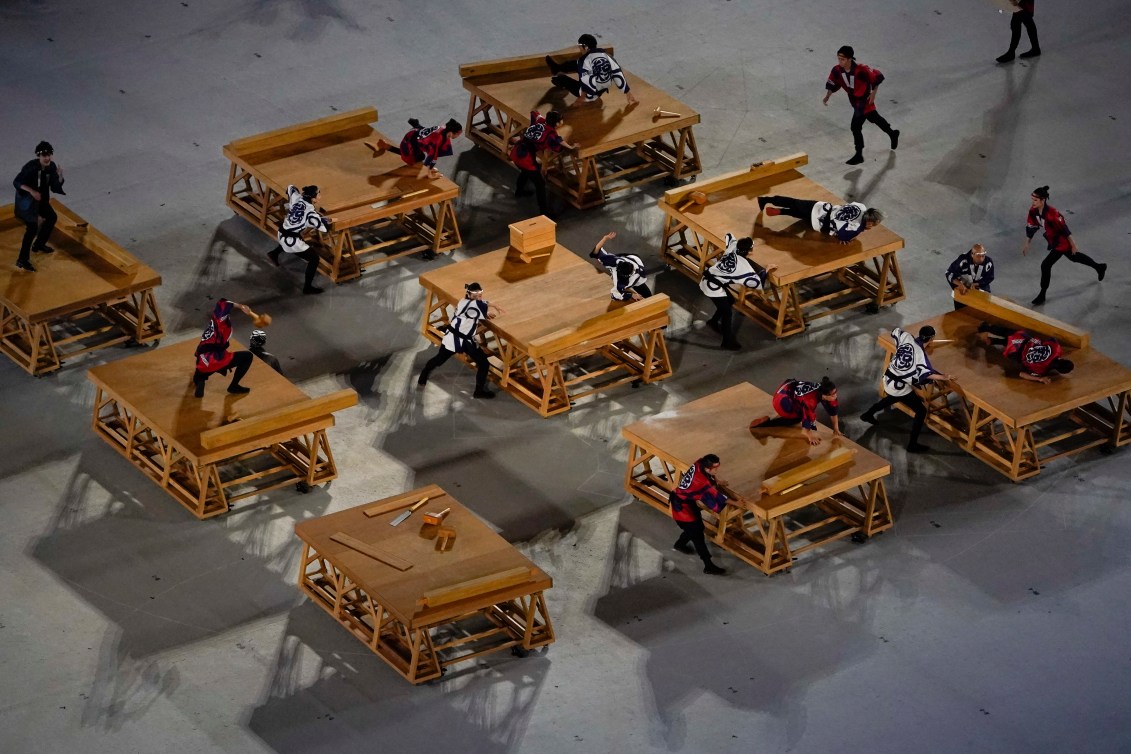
[945,244,994,310]
[546,34,638,106]
[590,231,652,301]
[12,141,65,272]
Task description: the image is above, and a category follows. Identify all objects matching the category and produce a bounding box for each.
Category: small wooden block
[761,447,855,496]
[509,216,556,254]
[331,532,413,571]
[421,507,451,526]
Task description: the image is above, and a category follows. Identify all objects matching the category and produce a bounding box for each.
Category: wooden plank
[55,214,138,274]
[330,532,413,571]
[224,107,378,157]
[760,447,855,496]
[527,294,670,358]
[459,46,614,80]
[662,153,808,206]
[954,289,1089,348]
[418,566,533,609]
[199,389,358,449]
[363,498,420,518]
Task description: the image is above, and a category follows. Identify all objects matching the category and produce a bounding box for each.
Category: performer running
[977,324,1073,384]
[996,0,1040,63]
[860,326,956,453]
[418,282,505,399]
[946,244,995,310]
[192,299,256,398]
[669,454,728,576]
[1023,186,1106,306]
[823,45,899,165]
[266,184,330,295]
[546,34,638,105]
[376,118,463,180]
[12,141,65,272]
[758,195,882,245]
[749,377,842,446]
[509,110,576,217]
[700,233,776,351]
[248,329,284,375]
[590,231,652,301]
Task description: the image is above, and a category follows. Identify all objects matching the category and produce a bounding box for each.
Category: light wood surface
[199,389,357,449]
[954,289,1089,349]
[330,532,413,571]
[761,447,855,496]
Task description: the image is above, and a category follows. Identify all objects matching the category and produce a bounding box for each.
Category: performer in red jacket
[509,110,575,217]
[749,377,841,446]
[1023,186,1106,305]
[192,298,257,398]
[669,454,728,575]
[977,324,1074,383]
[823,45,899,165]
[996,0,1040,63]
[376,118,462,180]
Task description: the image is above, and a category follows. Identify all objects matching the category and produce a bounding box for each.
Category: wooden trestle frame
[658,154,906,338]
[223,107,462,283]
[295,487,555,684]
[878,294,1131,481]
[0,202,164,375]
[460,47,702,208]
[622,384,893,575]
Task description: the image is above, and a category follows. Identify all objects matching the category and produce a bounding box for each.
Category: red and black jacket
[668,460,728,522]
[1003,330,1062,376]
[1026,203,1072,253]
[194,299,235,374]
[509,111,565,172]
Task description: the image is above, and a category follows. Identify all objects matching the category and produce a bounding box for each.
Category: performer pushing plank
[375,118,463,181]
[267,184,331,295]
[510,110,576,218]
[749,377,842,446]
[546,34,638,106]
[861,326,956,454]
[977,324,1073,384]
[1023,186,1106,306]
[418,282,505,400]
[669,454,728,576]
[758,195,883,245]
[590,231,652,302]
[946,244,995,310]
[701,234,776,351]
[823,45,899,166]
[192,299,257,398]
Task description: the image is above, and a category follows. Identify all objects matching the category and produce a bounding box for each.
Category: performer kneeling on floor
[669,454,728,576]
[759,195,882,245]
[590,231,652,301]
[546,34,638,106]
[377,118,463,181]
[193,298,256,398]
[267,184,331,295]
[749,377,842,446]
[418,282,505,399]
[701,233,776,351]
[861,326,956,454]
[977,323,1073,384]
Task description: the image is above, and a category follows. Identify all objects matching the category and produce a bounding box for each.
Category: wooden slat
[363,497,421,518]
[662,153,808,206]
[330,532,413,571]
[418,566,533,609]
[459,46,614,80]
[224,107,378,157]
[760,447,855,496]
[55,214,138,274]
[954,289,1089,348]
[527,294,670,358]
[199,389,358,449]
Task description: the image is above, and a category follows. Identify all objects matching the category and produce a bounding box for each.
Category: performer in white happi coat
[758,195,883,245]
[417,282,505,399]
[546,33,638,105]
[700,233,776,350]
[861,325,955,453]
[267,184,331,295]
[590,231,652,301]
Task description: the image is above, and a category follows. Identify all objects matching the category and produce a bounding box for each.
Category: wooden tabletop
[883,310,1131,427]
[86,338,324,464]
[1,203,161,322]
[622,382,890,516]
[295,485,552,628]
[664,169,904,285]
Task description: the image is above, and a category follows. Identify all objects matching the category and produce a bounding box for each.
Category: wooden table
[418,239,673,416]
[1,202,163,375]
[877,291,1131,481]
[659,154,906,337]
[223,107,462,283]
[88,339,356,518]
[295,485,555,684]
[460,47,702,208]
[622,383,893,574]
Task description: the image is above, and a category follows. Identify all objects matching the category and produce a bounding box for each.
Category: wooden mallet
[675,190,708,212]
[245,308,272,328]
[653,106,682,119]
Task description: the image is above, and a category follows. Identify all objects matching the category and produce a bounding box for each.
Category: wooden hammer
[245,307,272,327]
[675,190,708,212]
[653,106,682,119]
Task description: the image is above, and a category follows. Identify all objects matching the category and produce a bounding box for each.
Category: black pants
[631,283,654,298]
[1007,11,1039,53]
[865,392,927,445]
[19,202,57,263]
[674,513,713,566]
[515,168,550,215]
[1038,249,1103,293]
[764,196,817,222]
[706,295,738,346]
[764,416,799,427]
[550,74,584,98]
[193,350,253,394]
[850,110,896,154]
[420,343,490,390]
[980,323,1012,345]
[272,246,321,288]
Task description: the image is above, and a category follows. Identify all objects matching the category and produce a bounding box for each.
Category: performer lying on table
[749,377,841,446]
[267,184,331,295]
[376,118,463,180]
[700,234,776,351]
[590,231,652,301]
[758,195,883,245]
[418,282,506,400]
[977,323,1074,384]
[669,454,728,576]
[193,298,256,398]
[546,34,638,106]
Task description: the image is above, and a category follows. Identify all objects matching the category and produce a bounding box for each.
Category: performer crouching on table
[193,299,256,398]
[12,141,65,272]
[701,233,777,351]
[1023,185,1106,306]
[590,231,652,301]
[546,34,638,106]
[977,324,1073,384]
[418,282,505,400]
[510,110,575,218]
[861,326,956,454]
[758,195,882,245]
[376,118,463,181]
[669,454,728,576]
[749,377,842,446]
[267,184,330,295]
[946,244,995,310]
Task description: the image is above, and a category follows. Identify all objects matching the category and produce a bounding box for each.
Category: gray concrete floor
[2,1,1130,752]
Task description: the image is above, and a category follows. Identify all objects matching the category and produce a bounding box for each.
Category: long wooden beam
[527,294,670,358]
[760,447,855,496]
[223,107,378,158]
[661,153,808,207]
[954,289,1089,348]
[417,566,533,610]
[199,389,358,449]
[459,46,615,81]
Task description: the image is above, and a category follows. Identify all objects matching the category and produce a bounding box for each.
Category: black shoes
[673,541,694,555]
[906,442,931,454]
[1031,291,1046,306]
[1019,48,1041,59]
[860,412,877,425]
[473,387,496,399]
[996,52,1015,63]
[846,153,864,165]
[705,318,722,333]
[303,285,324,295]
[267,249,281,267]
[757,196,769,210]
[703,563,726,576]
[890,130,900,150]
[721,341,742,351]
[227,384,251,394]
[1098,263,1108,281]
[16,260,36,272]
[33,245,54,254]
[422,250,438,261]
